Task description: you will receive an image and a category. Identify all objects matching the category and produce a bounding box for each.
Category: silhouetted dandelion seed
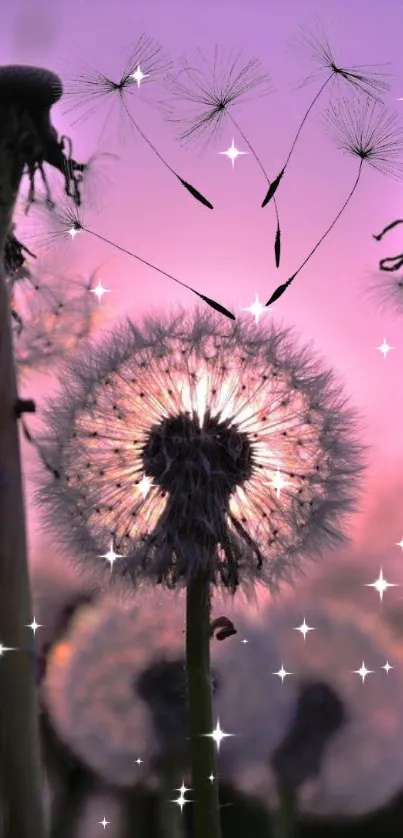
[261,19,390,207]
[32,197,235,320]
[164,48,283,267]
[266,96,403,307]
[60,34,213,210]
[367,272,403,316]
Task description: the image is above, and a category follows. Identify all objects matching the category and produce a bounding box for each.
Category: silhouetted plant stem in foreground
[272,778,297,838]
[186,570,222,838]
[156,759,186,838]
[373,218,403,240]
[0,63,85,838]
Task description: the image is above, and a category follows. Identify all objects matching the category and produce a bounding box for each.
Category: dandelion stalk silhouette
[0,64,87,838]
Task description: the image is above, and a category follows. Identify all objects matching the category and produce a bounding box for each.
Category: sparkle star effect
[293,618,316,641]
[242,294,268,324]
[364,568,398,602]
[41,202,235,321]
[171,781,192,812]
[135,757,144,765]
[219,138,247,168]
[272,664,293,682]
[396,538,403,551]
[99,817,110,829]
[270,468,292,499]
[25,617,43,636]
[376,338,394,358]
[353,661,374,683]
[0,643,17,656]
[203,719,235,753]
[98,541,124,572]
[90,280,110,303]
[137,474,154,499]
[129,65,148,87]
[382,661,393,673]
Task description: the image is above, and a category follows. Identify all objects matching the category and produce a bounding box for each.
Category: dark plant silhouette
[266,95,403,307]
[60,34,214,210]
[370,219,403,314]
[164,48,283,267]
[261,19,390,207]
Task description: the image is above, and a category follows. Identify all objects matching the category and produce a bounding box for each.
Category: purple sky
[4,0,403,618]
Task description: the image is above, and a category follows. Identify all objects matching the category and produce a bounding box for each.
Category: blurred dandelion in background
[214,596,403,817]
[35,307,366,597]
[43,589,219,787]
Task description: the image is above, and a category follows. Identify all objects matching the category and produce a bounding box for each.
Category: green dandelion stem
[186,569,222,838]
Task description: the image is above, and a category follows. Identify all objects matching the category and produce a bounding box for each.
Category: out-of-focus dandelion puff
[214,597,403,816]
[77,149,120,210]
[366,272,403,316]
[323,95,403,179]
[11,264,101,374]
[292,19,390,102]
[43,590,191,786]
[35,308,366,598]
[163,47,273,149]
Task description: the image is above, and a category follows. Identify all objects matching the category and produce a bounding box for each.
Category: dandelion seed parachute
[35,307,366,598]
[266,95,403,307]
[214,597,403,816]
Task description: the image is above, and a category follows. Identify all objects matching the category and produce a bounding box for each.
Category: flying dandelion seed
[44,590,221,787]
[164,48,283,266]
[214,597,403,817]
[30,195,235,320]
[35,307,365,597]
[261,19,390,207]
[60,35,214,210]
[266,95,403,307]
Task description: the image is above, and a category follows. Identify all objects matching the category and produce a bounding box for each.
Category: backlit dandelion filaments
[61,34,214,210]
[261,20,390,207]
[266,95,403,307]
[36,308,365,596]
[164,48,283,267]
[368,218,403,315]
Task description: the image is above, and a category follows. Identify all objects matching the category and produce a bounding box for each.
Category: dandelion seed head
[324,95,403,179]
[164,47,273,148]
[214,597,403,816]
[292,19,390,102]
[36,308,366,598]
[43,589,219,786]
[366,271,403,316]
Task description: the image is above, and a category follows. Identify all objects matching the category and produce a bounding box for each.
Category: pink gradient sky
[4,0,403,617]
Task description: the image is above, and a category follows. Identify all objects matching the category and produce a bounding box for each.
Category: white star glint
[242,294,267,324]
[219,138,247,168]
[353,661,374,683]
[99,817,110,829]
[293,618,315,641]
[382,661,393,674]
[376,337,394,358]
[171,781,192,812]
[137,474,154,499]
[240,638,249,644]
[90,281,110,303]
[98,541,124,572]
[203,719,235,753]
[0,643,17,656]
[270,468,291,499]
[272,664,293,682]
[135,757,144,765]
[209,774,215,783]
[68,225,81,239]
[130,65,148,87]
[26,617,43,636]
[396,538,403,551]
[364,568,398,602]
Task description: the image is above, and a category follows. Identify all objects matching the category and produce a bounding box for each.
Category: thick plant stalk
[156,759,186,838]
[186,570,222,838]
[0,151,46,835]
[272,778,297,838]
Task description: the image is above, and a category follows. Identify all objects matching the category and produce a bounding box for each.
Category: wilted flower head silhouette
[43,590,196,786]
[36,308,365,597]
[214,598,403,816]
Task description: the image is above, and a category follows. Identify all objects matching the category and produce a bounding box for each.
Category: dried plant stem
[272,777,297,838]
[157,759,186,838]
[0,149,46,836]
[186,570,222,838]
